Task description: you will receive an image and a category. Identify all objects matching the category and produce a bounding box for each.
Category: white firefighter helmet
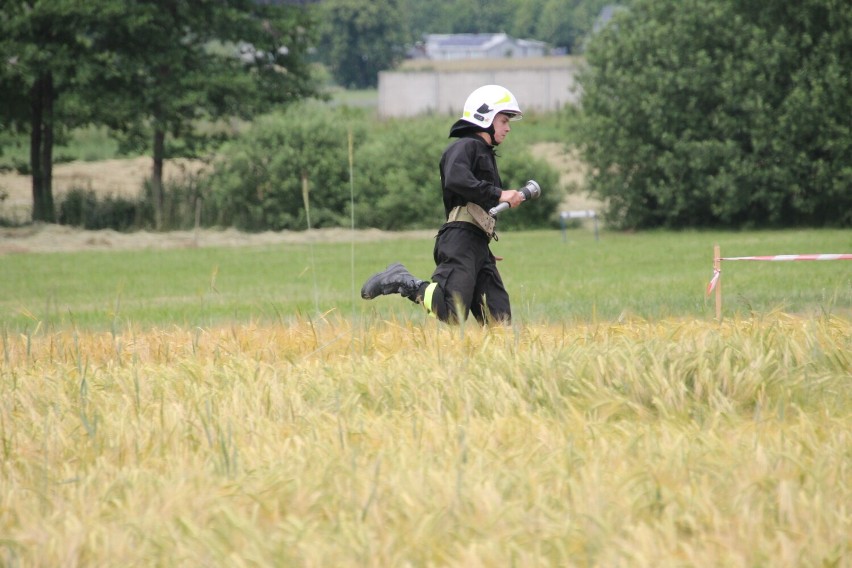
[459,85,523,129]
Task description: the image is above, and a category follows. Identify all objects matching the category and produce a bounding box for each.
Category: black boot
[361,262,424,300]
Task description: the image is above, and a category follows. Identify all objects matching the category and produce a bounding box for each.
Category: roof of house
[426,33,510,49]
[421,33,548,57]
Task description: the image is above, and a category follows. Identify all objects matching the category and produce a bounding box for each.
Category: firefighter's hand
[494,255,504,261]
[499,189,524,208]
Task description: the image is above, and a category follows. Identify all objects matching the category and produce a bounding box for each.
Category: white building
[378,56,582,118]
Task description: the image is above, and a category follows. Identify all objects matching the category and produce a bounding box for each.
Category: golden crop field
[2,314,850,566]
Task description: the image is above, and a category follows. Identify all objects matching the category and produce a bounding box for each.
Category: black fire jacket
[439,134,504,218]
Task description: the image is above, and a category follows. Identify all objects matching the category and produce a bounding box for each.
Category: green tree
[536,0,581,52]
[89,0,319,229]
[512,0,547,39]
[315,0,407,88]
[1,0,319,227]
[0,2,107,222]
[447,0,516,34]
[571,0,626,52]
[577,0,852,229]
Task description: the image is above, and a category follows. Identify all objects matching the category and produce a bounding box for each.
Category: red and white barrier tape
[721,254,852,261]
[706,269,721,296]
[707,253,851,296]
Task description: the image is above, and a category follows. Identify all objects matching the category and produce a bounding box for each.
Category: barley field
[2,311,850,566]
[2,228,851,566]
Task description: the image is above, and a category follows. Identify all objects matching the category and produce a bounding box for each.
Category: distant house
[413,33,549,61]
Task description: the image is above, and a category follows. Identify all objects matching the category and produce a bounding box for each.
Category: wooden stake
[714,244,722,321]
[348,128,356,309]
[301,172,311,229]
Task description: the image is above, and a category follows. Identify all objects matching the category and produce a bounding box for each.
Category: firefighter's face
[491,113,512,145]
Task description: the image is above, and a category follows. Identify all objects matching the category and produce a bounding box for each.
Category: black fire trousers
[428,223,511,324]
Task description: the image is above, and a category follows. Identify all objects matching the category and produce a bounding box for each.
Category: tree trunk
[30,72,56,223]
[151,128,166,230]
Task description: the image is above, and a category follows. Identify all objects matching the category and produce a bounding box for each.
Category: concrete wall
[378,61,582,119]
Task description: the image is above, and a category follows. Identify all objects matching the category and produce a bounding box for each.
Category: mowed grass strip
[1,315,849,566]
[1,228,850,330]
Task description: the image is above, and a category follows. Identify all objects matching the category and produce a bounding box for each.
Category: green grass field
[1,228,850,566]
[1,228,850,331]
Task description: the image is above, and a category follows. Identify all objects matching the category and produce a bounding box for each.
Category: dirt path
[0,224,435,255]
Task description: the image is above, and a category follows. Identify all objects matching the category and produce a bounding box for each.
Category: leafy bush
[143,173,213,231]
[57,188,147,231]
[492,148,564,230]
[208,104,564,231]
[208,104,357,231]
[351,115,448,229]
[353,115,563,230]
[56,173,208,232]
